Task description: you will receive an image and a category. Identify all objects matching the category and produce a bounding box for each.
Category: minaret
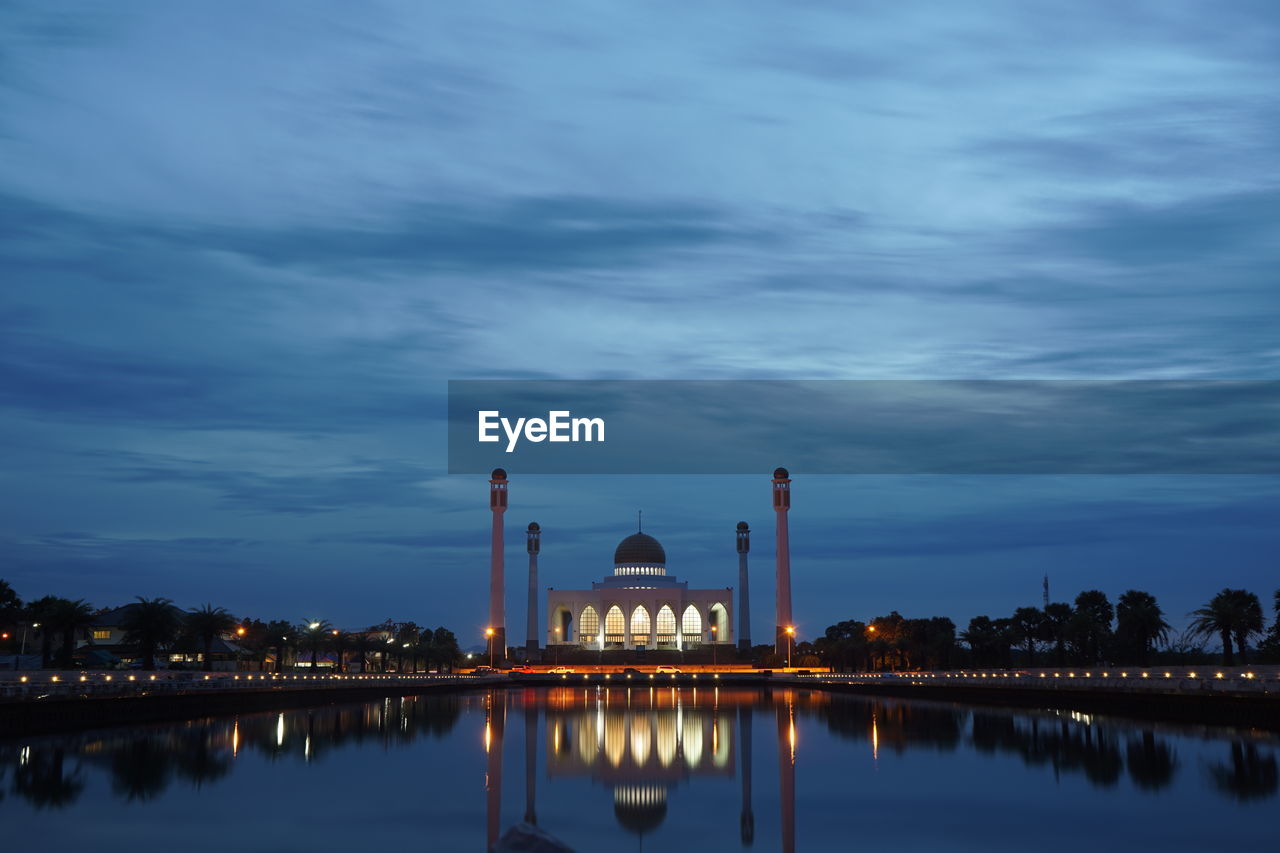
[526,522,540,660]
[772,467,792,657]
[489,468,508,665]
[737,521,752,651]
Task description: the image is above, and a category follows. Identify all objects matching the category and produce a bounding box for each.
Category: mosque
[546,528,733,651]
[485,467,795,663]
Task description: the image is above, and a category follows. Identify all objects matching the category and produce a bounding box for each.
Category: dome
[736,521,749,531]
[528,521,540,531]
[491,468,507,480]
[773,466,789,479]
[614,532,666,566]
[614,785,667,835]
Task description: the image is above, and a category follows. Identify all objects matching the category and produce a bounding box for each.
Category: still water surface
[2,686,1277,851]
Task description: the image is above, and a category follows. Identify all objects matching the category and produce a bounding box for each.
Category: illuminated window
[578,606,599,643]
[681,605,702,639]
[605,606,625,641]
[92,630,111,640]
[655,605,676,642]
[630,606,651,645]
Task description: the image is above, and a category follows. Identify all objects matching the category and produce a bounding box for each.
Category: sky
[2,1,1278,645]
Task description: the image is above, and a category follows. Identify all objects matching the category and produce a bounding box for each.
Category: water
[2,686,1276,851]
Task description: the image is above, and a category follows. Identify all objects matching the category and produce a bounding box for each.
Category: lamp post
[711,624,718,668]
[486,627,496,669]
[236,625,246,671]
[785,626,795,670]
[553,626,561,665]
[16,622,38,671]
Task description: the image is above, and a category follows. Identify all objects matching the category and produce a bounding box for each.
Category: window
[578,606,599,643]
[604,605,625,641]
[631,606,651,645]
[681,605,702,639]
[655,605,676,641]
[92,630,111,640]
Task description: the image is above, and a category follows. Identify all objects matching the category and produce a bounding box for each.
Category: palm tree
[348,632,375,673]
[1115,590,1170,666]
[1042,602,1072,666]
[1070,590,1114,665]
[28,595,62,668]
[1010,607,1044,666]
[329,629,351,673]
[47,598,96,669]
[266,620,294,673]
[1190,590,1239,665]
[1229,590,1264,664]
[300,619,332,671]
[185,605,237,672]
[119,598,183,670]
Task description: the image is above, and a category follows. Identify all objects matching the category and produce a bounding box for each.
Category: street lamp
[785,625,795,670]
[711,624,718,668]
[485,627,495,668]
[16,622,39,671]
[235,626,246,671]
[553,626,561,665]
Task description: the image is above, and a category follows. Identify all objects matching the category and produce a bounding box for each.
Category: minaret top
[491,468,507,481]
[528,521,540,532]
[773,467,789,480]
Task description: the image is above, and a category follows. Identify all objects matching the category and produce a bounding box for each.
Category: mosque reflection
[1,688,1277,851]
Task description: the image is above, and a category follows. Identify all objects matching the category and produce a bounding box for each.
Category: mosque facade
[546,530,734,651]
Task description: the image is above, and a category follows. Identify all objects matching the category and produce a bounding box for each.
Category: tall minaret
[489,468,508,665]
[525,522,540,660]
[737,521,752,651]
[772,467,792,657]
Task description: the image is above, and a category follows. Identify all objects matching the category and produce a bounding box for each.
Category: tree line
[817,587,1280,671]
[0,579,462,673]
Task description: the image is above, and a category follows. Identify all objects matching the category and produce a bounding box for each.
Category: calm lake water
[2,686,1277,851]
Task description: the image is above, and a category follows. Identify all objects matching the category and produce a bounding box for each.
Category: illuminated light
[1215,672,1224,679]
[128,675,136,681]
[1189,672,1197,679]
[714,673,720,679]
[1164,672,1171,678]
[1102,672,1108,677]
[1245,672,1256,679]
[1084,673,1091,678]
[1142,672,1148,678]
[649,674,655,680]
[1121,672,1128,678]
[1054,673,1060,677]
[204,675,210,680]
[79,675,86,682]
[51,676,59,682]
[104,675,111,681]
[1039,673,1046,678]
[1069,673,1075,678]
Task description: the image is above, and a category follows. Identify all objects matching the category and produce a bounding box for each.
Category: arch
[681,604,702,641]
[550,605,572,644]
[630,605,651,646]
[655,605,677,644]
[709,602,729,642]
[604,605,625,643]
[579,605,599,644]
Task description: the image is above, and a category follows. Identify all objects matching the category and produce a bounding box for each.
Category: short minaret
[489,468,508,665]
[772,467,793,657]
[736,521,752,651]
[526,522,540,660]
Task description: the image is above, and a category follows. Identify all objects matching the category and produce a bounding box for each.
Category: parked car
[548,666,575,674]
[508,665,533,674]
[620,668,641,675]
[656,665,682,674]
[473,665,498,675]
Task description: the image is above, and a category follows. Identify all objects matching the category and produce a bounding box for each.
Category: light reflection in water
[0,686,1276,852]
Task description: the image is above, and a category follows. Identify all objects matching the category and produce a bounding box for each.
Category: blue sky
[2,1,1278,643]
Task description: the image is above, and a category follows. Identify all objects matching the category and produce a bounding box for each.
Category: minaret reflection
[524,698,537,826]
[776,693,796,853]
[485,690,505,850]
[739,704,754,846]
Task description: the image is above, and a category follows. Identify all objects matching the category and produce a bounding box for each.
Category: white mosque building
[545,529,734,652]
